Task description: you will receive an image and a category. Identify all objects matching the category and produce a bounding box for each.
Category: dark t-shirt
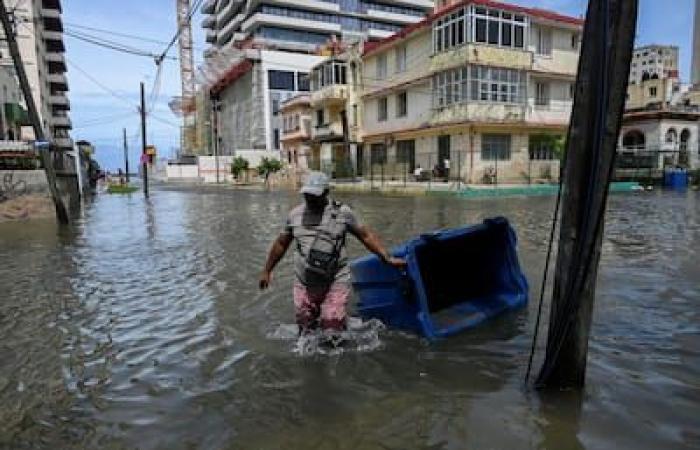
[283,201,360,286]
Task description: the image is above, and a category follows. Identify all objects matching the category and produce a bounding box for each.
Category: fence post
[428,153,432,192]
[457,149,462,191]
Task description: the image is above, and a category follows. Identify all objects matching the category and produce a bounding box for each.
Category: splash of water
[267,317,386,356]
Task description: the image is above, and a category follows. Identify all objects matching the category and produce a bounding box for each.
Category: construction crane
[169,0,198,154]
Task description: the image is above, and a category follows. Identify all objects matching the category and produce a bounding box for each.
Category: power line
[63,22,207,52]
[157,0,205,64]
[66,58,137,108]
[65,30,177,62]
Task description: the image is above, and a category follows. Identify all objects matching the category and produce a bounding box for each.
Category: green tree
[257,157,283,183]
[230,156,249,181]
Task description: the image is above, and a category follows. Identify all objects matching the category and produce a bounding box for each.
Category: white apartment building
[0,0,71,150]
[629,45,679,85]
[359,0,582,183]
[200,0,433,57]
[211,49,324,155]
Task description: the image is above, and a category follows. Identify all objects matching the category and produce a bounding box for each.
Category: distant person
[444,158,450,180]
[259,172,405,333]
[413,165,422,178]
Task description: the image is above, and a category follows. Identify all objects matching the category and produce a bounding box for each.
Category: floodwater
[0,186,698,450]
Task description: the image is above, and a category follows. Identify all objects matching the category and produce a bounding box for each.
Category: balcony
[431,102,527,126]
[367,28,394,39]
[431,43,532,74]
[46,52,66,72]
[48,73,69,90]
[217,0,243,27]
[281,122,311,142]
[53,137,73,149]
[44,31,65,52]
[202,16,216,29]
[266,0,340,13]
[241,13,341,34]
[392,0,432,8]
[42,0,61,11]
[310,84,348,107]
[206,30,217,44]
[532,50,579,78]
[364,9,423,25]
[217,13,245,46]
[52,115,72,129]
[312,122,344,142]
[527,103,572,126]
[201,0,217,14]
[49,94,70,110]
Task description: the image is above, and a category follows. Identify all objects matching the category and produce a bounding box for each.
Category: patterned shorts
[293,282,351,332]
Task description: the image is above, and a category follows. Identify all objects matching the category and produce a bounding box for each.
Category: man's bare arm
[353,225,406,269]
[259,233,293,289]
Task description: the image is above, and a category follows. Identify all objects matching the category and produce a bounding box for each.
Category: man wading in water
[259,172,405,333]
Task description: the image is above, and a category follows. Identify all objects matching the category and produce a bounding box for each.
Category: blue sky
[63,0,695,171]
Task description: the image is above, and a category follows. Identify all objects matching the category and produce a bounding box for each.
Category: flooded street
[0,187,698,450]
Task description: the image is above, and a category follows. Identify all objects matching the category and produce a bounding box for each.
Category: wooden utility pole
[140,82,149,197]
[123,128,130,183]
[536,0,638,389]
[0,2,68,224]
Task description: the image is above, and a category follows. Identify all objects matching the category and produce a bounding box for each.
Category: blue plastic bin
[350,217,529,340]
[664,168,688,189]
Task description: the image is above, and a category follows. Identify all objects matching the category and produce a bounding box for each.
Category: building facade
[0,0,71,151]
[626,45,682,110]
[211,49,324,155]
[279,93,313,170]
[359,0,582,184]
[201,0,433,57]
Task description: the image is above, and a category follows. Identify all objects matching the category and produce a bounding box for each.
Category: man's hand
[259,270,272,290]
[385,256,407,270]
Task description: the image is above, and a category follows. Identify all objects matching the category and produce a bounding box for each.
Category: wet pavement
[0,186,698,449]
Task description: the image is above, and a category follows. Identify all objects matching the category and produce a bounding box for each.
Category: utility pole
[140,82,149,197]
[535,0,638,389]
[212,94,220,184]
[123,128,130,183]
[0,2,68,224]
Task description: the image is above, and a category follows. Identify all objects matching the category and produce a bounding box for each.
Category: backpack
[299,201,346,281]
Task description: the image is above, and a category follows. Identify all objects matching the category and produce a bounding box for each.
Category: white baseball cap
[300,171,330,196]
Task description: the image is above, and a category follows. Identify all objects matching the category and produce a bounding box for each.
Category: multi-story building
[0,0,71,151]
[626,45,681,110]
[280,93,313,169]
[210,49,324,156]
[360,0,583,183]
[201,0,433,57]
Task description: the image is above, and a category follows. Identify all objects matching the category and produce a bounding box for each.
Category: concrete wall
[363,80,432,137]
[0,169,48,194]
[165,164,200,181]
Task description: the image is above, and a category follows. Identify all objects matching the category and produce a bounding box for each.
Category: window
[378,96,388,121]
[535,82,550,106]
[396,91,407,117]
[311,61,348,89]
[536,27,552,56]
[433,65,524,107]
[352,104,358,126]
[371,143,387,164]
[395,45,407,73]
[268,70,296,90]
[396,140,416,171]
[471,6,527,49]
[297,72,310,91]
[571,33,579,50]
[649,86,657,97]
[433,8,467,53]
[273,129,280,149]
[316,109,324,126]
[376,54,387,79]
[529,134,561,160]
[481,134,511,161]
[272,95,280,116]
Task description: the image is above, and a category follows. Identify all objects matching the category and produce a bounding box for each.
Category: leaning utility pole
[123,128,130,183]
[536,0,638,389]
[140,82,149,197]
[0,2,68,224]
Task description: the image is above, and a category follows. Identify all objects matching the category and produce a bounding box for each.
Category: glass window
[395,45,407,73]
[376,54,387,79]
[536,27,552,56]
[371,143,387,164]
[378,97,388,121]
[535,82,550,106]
[268,70,295,90]
[433,64,524,106]
[529,134,561,160]
[469,5,527,48]
[396,140,415,171]
[396,91,407,117]
[482,134,511,161]
[297,72,310,91]
[316,109,324,126]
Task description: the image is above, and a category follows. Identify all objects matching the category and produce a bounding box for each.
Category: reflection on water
[0,187,698,449]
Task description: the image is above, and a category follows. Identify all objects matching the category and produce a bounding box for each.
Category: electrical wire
[65,30,177,61]
[66,58,138,109]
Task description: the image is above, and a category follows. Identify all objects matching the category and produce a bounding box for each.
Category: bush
[257,157,283,179]
[230,156,249,180]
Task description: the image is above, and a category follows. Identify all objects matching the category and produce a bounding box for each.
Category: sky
[63,0,696,171]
